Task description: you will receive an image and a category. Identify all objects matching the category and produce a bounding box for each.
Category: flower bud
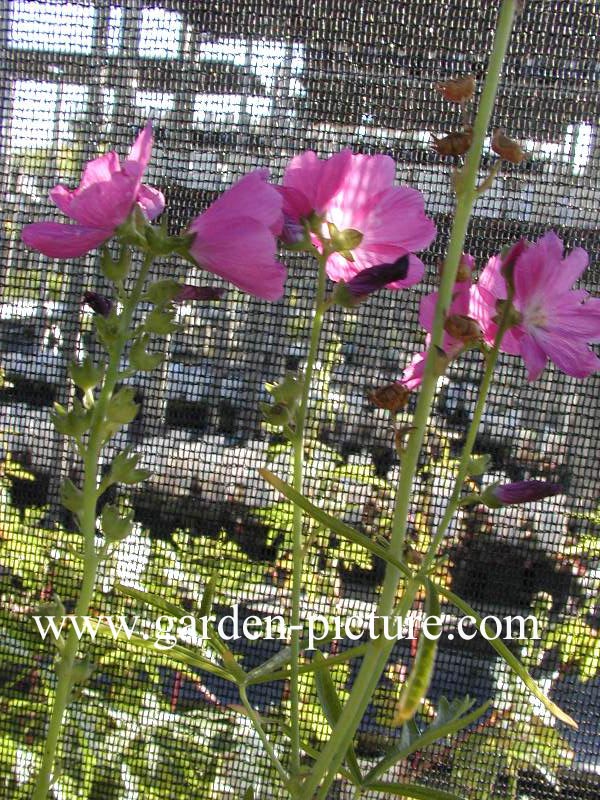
[480,480,563,509]
[175,285,225,302]
[491,129,527,164]
[436,75,476,103]
[83,291,112,317]
[369,382,410,414]
[333,256,410,307]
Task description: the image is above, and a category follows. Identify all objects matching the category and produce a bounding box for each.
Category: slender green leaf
[259,469,412,578]
[440,587,577,729]
[313,651,362,784]
[246,642,369,685]
[368,781,462,799]
[363,699,490,785]
[259,470,577,730]
[94,622,235,683]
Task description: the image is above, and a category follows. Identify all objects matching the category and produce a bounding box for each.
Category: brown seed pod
[431,127,473,157]
[369,382,410,413]
[436,74,476,104]
[444,314,483,343]
[491,128,527,164]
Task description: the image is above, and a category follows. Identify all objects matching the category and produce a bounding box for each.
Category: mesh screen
[1,1,599,798]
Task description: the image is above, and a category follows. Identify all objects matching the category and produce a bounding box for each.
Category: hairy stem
[32,253,154,799]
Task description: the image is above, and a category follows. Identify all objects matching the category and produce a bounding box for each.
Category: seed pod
[436,74,476,103]
[392,580,440,725]
[431,127,473,157]
[444,314,483,343]
[369,382,410,414]
[491,128,526,164]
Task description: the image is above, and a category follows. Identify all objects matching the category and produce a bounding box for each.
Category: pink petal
[137,183,165,220]
[548,297,600,342]
[188,216,286,300]
[518,333,548,381]
[402,351,427,390]
[124,120,154,180]
[22,221,111,258]
[555,246,589,291]
[419,291,437,332]
[314,149,355,213]
[281,151,323,217]
[64,172,138,229]
[535,329,600,378]
[201,170,283,235]
[77,151,121,193]
[360,186,437,254]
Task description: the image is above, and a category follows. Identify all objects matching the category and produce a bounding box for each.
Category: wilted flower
[480,480,563,508]
[280,149,436,289]
[431,128,473,158]
[491,129,527,164]
[369,382,410,413]
[471,232,600,380]
[22,122,164,258]
[186,170,285,301]
[83,291,112,317]
[436,75,476,103]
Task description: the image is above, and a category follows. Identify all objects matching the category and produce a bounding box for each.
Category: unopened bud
[436,75,476,104]
[438,253,474,284]
[492,129,527,164]
[444,314,483,343]
[83,291,112,317]
[369,382,410,414]
[480,480,563,509]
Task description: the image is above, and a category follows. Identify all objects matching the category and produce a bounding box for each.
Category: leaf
[93,622,235,683]
[259,469,412,579]
[313,651,362,784]
[60,478,84,514]
[129,334,164,372]
[258,471,577,730]
[367,781,462,799]
[441,587,577,729]
[246,642,370,685]
[105,387,139,424]
[363,698,490,786]
[101,504,133,542]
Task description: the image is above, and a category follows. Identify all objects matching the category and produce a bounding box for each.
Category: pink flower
[22,122,164,258]
[186,169,285,301]
[280,149,436,288]
[472,232,600,381]
[402,254,476,389]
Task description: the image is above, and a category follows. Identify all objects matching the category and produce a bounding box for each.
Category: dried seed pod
[369,382,410,413]
[431,127,473,157]
[491,128,526,164]
[436,74,476,103]
[444,314,483,343]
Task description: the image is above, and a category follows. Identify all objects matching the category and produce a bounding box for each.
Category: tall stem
[289,253,328,773]
[301,2,517,796]
[420,297,514,574]
[32,253,154,800]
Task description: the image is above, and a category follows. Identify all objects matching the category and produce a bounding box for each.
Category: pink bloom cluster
[472,232,600,380]
[280,149,437,289]
[22,128,438,303]
[22,122,165,258]
[401,232,600,388]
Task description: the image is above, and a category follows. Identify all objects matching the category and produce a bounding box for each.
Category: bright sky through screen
[4,0,592,176]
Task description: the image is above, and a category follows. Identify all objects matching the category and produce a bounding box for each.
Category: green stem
[239,686,294,790]
[420,297,514,573]
[289,252,328,773]
[300,3,517,797]
[32,253,154,800]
